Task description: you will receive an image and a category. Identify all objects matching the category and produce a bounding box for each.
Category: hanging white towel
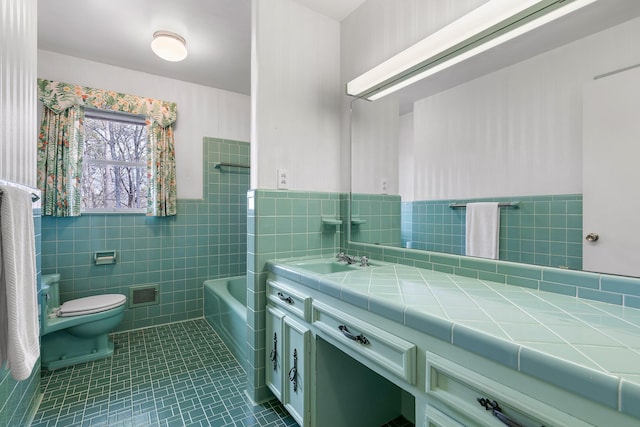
[0,186,39,381]
[465,202,500,260]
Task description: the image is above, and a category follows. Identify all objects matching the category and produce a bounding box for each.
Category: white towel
[0,186,39,381]
[465,202,500,260]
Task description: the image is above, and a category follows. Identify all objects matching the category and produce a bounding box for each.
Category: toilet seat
[57,294,126,317]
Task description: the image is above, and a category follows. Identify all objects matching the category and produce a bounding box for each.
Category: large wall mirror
[349,0,640,277]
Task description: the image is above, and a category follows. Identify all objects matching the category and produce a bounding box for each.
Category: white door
[583,66,640,277]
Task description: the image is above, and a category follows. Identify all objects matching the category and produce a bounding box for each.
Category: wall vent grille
[128,285,159,308]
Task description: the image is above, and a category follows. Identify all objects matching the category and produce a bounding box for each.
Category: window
[81,108,148,212]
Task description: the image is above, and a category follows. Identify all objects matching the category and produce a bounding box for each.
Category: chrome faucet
[336,252,355,264]
[360,256,369,267]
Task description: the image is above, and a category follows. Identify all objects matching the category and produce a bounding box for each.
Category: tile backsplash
[350,193,401,247]
[402,194,583,270]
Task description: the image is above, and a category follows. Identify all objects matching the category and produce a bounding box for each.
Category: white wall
[398,112,414,199]
[412,16,640,200]
[251,0,341,191]
[1,0,37,188]
[341,0,489,195]
[37,50,250,199]
[350,96,399,194]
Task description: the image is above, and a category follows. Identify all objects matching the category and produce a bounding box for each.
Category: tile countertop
[266,258,640,419]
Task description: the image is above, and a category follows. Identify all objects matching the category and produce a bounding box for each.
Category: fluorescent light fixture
[347,0,597,101]
[151,30,188,62]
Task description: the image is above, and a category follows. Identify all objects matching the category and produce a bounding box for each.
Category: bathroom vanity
[265,258,640,426]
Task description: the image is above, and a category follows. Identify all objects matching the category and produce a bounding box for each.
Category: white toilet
[40,274,127,370]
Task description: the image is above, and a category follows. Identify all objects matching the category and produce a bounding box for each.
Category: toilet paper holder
[94,250,117,265]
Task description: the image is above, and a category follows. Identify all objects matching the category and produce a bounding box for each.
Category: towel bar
[449,202,519,209]
[0,179,41,203]
[214,162,250,169]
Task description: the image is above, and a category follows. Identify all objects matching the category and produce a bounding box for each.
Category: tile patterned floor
[32,319,414,427]
[32,319,297,427]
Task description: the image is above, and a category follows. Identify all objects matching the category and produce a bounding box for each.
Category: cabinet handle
[338,325,370,345]
[288,348,298,392]
[269,332,278,371]
[477,398,528,427]
[277,292,294,304]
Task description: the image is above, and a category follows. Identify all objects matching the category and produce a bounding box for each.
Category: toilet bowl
[40,274,127,370]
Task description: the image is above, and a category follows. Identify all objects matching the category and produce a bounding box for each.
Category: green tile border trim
[621,380,640,419]
[519,347,619,410]
[451,325,520,370]
[345,240,640,309]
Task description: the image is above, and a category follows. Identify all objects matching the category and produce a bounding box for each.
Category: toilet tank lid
[58,294,126,317]
[41,274,60,286]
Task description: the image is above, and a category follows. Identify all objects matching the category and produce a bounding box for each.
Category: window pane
[84,117,146,162]
[82,113,148,211]
[82,163,147,209]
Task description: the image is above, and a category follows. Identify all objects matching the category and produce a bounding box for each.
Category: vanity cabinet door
[265,306,285,401]
[282,315,311,427]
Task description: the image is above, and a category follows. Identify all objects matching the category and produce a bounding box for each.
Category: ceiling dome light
[151,31,188,62]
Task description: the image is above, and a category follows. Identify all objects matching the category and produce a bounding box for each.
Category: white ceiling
[37,0,364,95]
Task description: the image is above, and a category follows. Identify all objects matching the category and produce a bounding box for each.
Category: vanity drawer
[425,404,465,427]
[267,279,312,322]
[312,300,416,385]
[425,352,590,427]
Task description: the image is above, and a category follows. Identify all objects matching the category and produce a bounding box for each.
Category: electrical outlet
[277,169,289,190]
[381,178,388,193]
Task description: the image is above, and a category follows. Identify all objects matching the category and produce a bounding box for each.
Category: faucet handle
[360,256,369,267]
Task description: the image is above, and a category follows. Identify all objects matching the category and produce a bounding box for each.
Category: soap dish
[321,217,342,226]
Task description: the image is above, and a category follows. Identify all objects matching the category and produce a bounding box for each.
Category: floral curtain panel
[147,123,177,216]
[36,79,178,216]
[37,105,85,216]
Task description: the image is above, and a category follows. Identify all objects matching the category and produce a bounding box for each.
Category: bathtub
[204,275,247,367]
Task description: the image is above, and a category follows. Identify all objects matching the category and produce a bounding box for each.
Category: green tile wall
[0,211,41,427]
[350,193,401,247]
[246,189,342,402]
[41,137,249,331]
[402,194,583,270]
[0,359,40,427]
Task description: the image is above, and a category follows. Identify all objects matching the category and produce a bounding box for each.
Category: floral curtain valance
[37,79,177,217]
[37,79,177,128]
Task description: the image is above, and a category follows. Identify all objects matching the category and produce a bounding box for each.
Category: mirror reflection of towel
[465,202,500,259]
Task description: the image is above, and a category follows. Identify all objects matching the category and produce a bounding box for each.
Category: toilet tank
[41,273,61,311]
